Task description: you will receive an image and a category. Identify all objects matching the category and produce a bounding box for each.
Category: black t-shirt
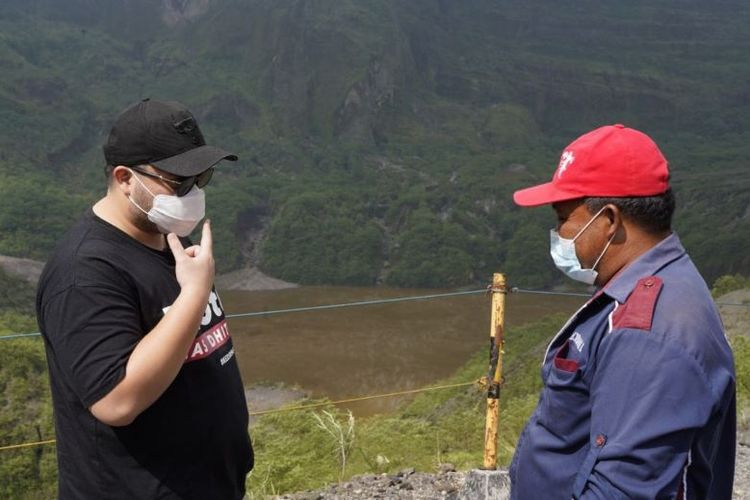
[36,209,253,499]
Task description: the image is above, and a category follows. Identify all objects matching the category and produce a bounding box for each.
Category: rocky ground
[721,289,750,500]
[0,254,298,292]
[0,254,45,284]
[719,289,750,342]
[273,466,470,500]
[735,441,750,500]
[215,267,298,291]
[245,383,308,425]
[272,442,749,499]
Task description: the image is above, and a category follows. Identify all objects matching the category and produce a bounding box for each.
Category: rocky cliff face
[1,0,749,284]
[5,0,744,145]
[161,0,212,26]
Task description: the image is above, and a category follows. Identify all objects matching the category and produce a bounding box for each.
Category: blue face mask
[549,206,615,285]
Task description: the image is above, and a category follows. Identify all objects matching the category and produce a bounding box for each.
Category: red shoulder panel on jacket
[611,276,663,331]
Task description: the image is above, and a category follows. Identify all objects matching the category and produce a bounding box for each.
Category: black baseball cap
[103,98,237,177]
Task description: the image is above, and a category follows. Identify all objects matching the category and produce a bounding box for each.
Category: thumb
[166,233,186,259]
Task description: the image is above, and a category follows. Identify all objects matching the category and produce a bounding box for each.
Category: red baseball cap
[513,124,670,207]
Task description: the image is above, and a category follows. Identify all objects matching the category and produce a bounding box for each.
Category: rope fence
[0,325,551,453]
[1,284,747,452]
[0,314,553,454]
[0,285,563,452]
[2,287,747,341]
[0,380,484,452]
[1,349,546,453]
[247,380,482,417]
[0,439,57,452]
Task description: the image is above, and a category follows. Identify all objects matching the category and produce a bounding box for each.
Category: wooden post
[483,273,507,470]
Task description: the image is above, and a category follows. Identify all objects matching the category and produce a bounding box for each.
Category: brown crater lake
[220,286,584,416]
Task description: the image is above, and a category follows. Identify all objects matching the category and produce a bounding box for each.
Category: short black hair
[584,188,675,234]
[104,165,116,187]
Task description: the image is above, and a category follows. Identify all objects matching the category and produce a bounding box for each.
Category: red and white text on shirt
[185,320,231,363]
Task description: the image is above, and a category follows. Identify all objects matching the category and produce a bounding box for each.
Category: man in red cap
[509,125,735,498]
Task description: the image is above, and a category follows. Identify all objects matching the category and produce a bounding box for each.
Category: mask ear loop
[129,169,157,197]
[591,231,616,271]
[572,205,608,242]
[127,170,155,215]
[589,205,618,271]
[572,204,615,272]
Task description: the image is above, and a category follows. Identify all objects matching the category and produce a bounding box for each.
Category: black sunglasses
[131,166,213,197]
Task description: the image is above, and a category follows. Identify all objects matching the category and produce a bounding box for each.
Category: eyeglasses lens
[196,168,213,188]
[175,168,213,197]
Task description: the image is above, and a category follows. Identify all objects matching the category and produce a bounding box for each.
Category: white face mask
[549,206,614,285]
[129,171,206,237]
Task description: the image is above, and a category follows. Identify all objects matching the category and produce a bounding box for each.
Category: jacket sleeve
[574,328,714,499]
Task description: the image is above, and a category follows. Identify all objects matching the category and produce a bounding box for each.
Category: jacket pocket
[538,340,590,440]
[554,339,580,373]
[572,434,607,498]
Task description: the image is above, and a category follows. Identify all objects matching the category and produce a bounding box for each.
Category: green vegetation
[0,1,749,288]
[0,174,91,262]
[0,281,748,497]
[245,276,750,496]
[261,191,384,285]
[734,336,750,433]
[0,332,56,499]
[0,274,53,498]
[0,268,36,316]
[0,0,749,494]
[713,275,750,433]
[387,208,474,287]
[246,314,563,496]
[712,274,750,299]
[245,301,750,496]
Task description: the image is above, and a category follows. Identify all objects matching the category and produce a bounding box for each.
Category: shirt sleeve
[575,328,714,499]
[41,283,142,408]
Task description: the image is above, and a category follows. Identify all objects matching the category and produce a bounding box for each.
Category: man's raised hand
[167,220,215,295]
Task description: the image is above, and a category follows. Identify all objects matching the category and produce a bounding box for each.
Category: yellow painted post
[483,273,507,470]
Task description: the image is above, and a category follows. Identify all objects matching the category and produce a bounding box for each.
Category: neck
[596,228,671,286]
[93,193,167,251]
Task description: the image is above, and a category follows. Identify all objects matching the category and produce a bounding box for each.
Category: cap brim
[512,182,585,207]
[152,145,238,177]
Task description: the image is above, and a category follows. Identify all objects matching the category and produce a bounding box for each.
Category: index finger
[199,219,213,254]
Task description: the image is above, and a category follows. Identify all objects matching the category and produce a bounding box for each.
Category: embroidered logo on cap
[557,150,575,179]
[173,116,201,145]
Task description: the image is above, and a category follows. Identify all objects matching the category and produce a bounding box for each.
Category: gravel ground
[245,383,308,425]
[274,466,467,500]
[0,254,45,284]
[734,441,750,500]
[271,441,749,499]
[215,266,298,291]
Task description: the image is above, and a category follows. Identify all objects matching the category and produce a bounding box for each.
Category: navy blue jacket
[510,234,736,499]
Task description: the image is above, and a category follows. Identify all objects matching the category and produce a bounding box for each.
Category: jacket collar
[599,232,686,304]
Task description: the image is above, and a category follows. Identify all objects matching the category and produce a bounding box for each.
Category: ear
[112,166,134,195]
[603,204,624,242]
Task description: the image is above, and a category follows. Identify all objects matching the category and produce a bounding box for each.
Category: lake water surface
[221,286,585,415]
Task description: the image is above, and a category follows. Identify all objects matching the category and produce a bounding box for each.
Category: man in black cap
[36,99,253,499]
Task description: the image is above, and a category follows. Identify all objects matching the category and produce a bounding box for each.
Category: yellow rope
[0,379,483,452]
[0,439,57,451]
[248,379,482,416]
